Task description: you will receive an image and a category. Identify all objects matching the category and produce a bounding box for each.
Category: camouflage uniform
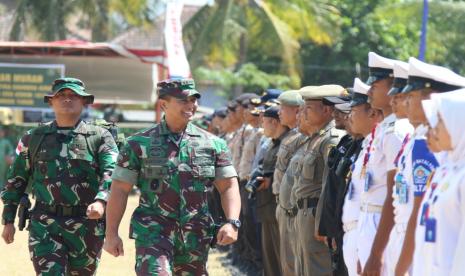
[1,120,118,275]
[111,119,237,275]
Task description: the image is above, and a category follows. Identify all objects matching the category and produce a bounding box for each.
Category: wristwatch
[1,218,14,225]
[225,219,241,230]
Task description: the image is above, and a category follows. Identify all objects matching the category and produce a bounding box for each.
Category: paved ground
[0,195,235,275]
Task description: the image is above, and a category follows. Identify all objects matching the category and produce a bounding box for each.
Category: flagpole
[419,0,428,61]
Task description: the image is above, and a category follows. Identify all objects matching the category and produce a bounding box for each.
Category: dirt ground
[0,195,232,275]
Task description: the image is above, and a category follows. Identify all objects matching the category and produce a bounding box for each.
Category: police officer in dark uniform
[318,91,364,276]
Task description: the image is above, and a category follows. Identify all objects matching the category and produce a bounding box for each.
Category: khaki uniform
[230,125,254,178]
[291,121,345,276]
[239,127,264,180]
[276,132,311,276]
[272,128,300,195]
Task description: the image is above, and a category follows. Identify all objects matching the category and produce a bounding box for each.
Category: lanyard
[394,133,411,169]
[360,124,377,178]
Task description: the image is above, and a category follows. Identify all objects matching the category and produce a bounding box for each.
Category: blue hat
[213,107,228,118]
[263,106,280,119]
[261,88,282,103]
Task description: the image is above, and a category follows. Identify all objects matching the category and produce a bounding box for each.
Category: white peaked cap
[393,61,409,79]
[368,52,396,69]
[407,57,465,88]
[353,78,370,95]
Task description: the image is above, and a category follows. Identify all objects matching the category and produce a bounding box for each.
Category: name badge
[425,217,437,243]
[364,171,373,192]
[399,182,409,204]
[395,173,404,195]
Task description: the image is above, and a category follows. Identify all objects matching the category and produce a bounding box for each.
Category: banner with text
[165,0,191,78]
[0,63,64,108]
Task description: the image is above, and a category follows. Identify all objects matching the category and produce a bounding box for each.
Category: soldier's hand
[314,233,326,243]
[256,177,271,191]
[87,201,105,219]
[362,254,383,276]
[216,223,238,246]
[103,234,125,257]
[1,223,15,244]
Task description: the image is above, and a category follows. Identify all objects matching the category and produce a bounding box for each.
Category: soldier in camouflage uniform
[103,78,241,275]
[1,77,118,275]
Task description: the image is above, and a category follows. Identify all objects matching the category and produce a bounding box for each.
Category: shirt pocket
[190,147,215,192]
[140,157,172,193]
[301,151,318,182]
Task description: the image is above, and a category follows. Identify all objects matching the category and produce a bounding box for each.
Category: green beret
[277,90,304,106]
[299,84,347,101]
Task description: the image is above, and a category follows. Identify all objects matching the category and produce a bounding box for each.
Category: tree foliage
[194,63,292,97]
[9,0,156,41]
[184,0,341,87]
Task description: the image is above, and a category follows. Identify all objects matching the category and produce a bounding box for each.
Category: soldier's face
[390,93,408,119]
[279,104,299,128]
[406,89,431,125]
[303,100,331,127]
[49,89,86,117]
[163,96,198,122]
[367,78,392,110]
[332,109,346,130]
[349,104,371,136]
[262,117,277,138]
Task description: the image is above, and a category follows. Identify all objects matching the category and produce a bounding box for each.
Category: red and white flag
[165,0,191,78]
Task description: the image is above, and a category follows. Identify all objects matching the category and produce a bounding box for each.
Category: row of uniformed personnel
[206,51,465,276]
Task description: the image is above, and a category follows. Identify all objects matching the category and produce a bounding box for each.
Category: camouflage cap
[157,78,201,99]
[44,77,94,104]
[277,90,304,106]
[300,85,348,101]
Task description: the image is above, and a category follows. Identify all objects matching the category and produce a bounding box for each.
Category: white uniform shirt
[342,135,370,225]
[392,125,438,225]
[412,164,449,276]
[413,164,463,275]
[361,115,413,206]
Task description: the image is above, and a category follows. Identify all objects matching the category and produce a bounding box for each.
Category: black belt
[34,202,88,217]
[280,205,298,217]
[297,197,319,209]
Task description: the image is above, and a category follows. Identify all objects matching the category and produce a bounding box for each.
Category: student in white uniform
[342,78,382,276]
[360,52,413,275]
[383,61,415,276]
[417,91,465,275]
[394,58,465,276]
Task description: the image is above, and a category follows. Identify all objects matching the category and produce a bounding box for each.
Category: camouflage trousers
[28,213,105,276]
[132,215,214,276]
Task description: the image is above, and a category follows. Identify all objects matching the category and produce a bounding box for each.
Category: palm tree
[9,0,154,41]
[183,0,340,88]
